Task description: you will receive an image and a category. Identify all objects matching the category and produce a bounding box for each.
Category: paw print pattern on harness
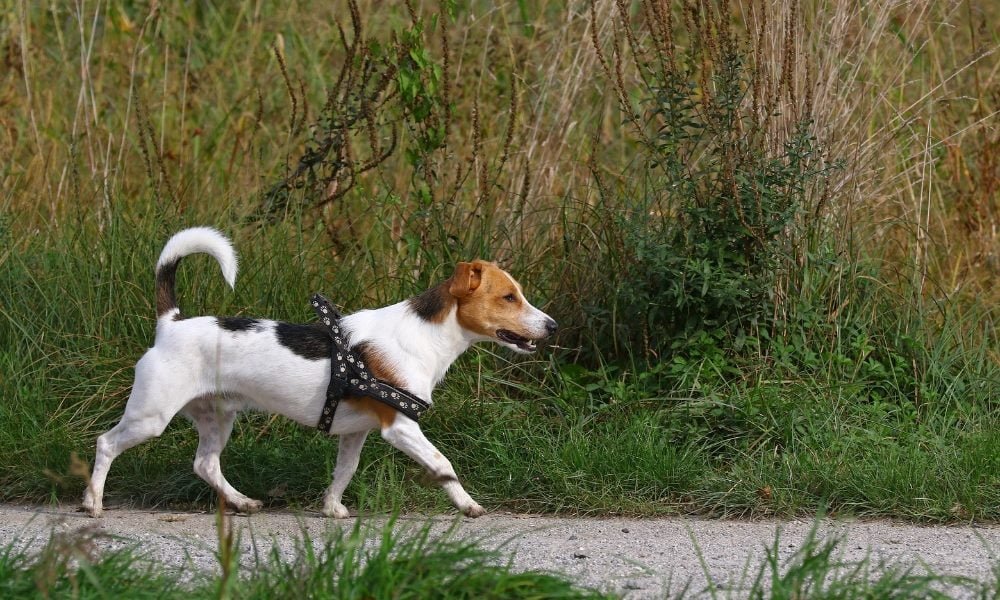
[310,293,430,432]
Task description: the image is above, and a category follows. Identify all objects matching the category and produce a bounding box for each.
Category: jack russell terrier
[82,227,557,518]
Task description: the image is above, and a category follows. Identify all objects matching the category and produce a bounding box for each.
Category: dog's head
[447,260,557,354]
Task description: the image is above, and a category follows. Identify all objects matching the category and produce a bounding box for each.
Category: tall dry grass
[743,0,998,301]
[583,0,997,301]
[4,2,994,289]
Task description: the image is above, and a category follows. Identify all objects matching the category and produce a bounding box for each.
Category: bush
[578,1,834,367]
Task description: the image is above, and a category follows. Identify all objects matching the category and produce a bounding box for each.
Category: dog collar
[311,294,430,431]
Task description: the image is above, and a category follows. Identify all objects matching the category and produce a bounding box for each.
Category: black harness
[311,294,430,432]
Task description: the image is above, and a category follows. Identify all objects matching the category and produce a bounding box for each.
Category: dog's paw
[463,503,486,518]
[232,498,264,514]
[81,494,103,518]
[321,502,351,519]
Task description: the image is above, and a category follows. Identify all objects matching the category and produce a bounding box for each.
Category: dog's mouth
[496,329,538,353]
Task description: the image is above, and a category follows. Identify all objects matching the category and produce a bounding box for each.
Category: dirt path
[1,504,997,597]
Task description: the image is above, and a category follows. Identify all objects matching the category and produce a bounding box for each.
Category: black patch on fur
[276,322,332,361]
[218,316,261,332]
[408,283,452,321]
[155,259,179,317]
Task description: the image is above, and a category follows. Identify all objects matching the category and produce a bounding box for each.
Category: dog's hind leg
[83,363,186,517]
[83,415,170,518]
[380,420,485,517]
[321,431,369,518]
[183,397,262,514]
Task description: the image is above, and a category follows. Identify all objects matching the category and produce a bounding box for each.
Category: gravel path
[1,504,997,597]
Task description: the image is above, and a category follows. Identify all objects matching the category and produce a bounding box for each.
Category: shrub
[580,0,835,367]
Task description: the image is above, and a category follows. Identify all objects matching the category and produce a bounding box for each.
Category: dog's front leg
[380,420,485,517]
[322,430,369,518]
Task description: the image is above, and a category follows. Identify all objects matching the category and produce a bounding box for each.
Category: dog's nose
[544,318,559,336]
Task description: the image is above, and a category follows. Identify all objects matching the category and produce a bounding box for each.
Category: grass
[1,0,999,524]
[3,512,999,599]
[722,524,985,599]
[0,526,183,599]
[0,512,611,599]
[2,216,996,520]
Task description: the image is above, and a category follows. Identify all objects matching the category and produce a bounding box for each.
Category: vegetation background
[1,0,998,522]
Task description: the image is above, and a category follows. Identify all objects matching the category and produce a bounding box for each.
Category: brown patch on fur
[155,260,180,317]
[343,396,398,428]
[353,342,401,385]
[407,282,455,323]
[418,471,459,487]
[341,342,408,428]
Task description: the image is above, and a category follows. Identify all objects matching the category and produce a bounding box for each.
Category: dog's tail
[155,227,238,319]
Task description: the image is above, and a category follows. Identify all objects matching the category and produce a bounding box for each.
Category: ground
[1,504,997,598]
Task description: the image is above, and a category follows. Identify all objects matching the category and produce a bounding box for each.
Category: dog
[82,227,557,518]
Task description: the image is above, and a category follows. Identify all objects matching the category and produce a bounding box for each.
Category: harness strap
[311,294,430,432]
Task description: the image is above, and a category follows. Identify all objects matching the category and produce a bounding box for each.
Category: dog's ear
[449,261,484,297]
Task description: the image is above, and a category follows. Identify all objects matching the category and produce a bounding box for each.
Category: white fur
[157,226,237,288]
[82,227,556,519]
[342,302,480,399]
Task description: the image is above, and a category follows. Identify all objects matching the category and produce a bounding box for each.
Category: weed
[0,516,608,599]
[4,515,1000,598]
[736,524,966,599]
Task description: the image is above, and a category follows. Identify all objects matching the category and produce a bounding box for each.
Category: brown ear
[448,261,483,297]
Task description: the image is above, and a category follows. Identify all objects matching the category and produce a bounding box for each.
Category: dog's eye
[503,294,517,303]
